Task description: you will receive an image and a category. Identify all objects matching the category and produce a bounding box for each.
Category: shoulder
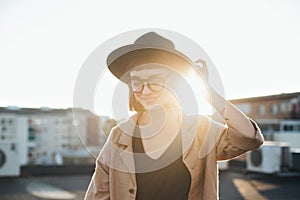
[106,114,138,143]
[106,125,122,144]
[98,115,137,162]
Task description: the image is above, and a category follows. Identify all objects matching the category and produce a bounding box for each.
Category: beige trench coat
[85,114,264,200]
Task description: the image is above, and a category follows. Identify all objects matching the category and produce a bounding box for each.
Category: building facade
[230,92,300,133]
[230,92,300,120]
[0,107,115,168]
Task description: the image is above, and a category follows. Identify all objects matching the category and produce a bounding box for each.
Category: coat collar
[116,114,139,147]
[115,113,200,153]
[111,113,200,175]
[111,113,227,179]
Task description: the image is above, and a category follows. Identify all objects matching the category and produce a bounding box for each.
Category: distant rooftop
[230,92,300,103]
[0,106,94,115]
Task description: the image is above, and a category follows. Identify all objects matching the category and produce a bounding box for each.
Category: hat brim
[107,47,196,82]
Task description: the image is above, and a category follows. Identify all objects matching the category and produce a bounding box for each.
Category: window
[1,126,7,132]
[271,104,278,114]
[280,122,300,132]
[259,105,266,116]
[283,125,293,131]
[280,102,289,113]
[236,103,251,114]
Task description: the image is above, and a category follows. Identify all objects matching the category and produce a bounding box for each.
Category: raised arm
[193,60,264,160]
[216,100,264,160]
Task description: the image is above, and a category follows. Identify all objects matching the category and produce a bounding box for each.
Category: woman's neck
[137,105,182,138]
[138,105,182,125]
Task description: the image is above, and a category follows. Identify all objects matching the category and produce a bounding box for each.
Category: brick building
[230,92,300,147]
[230,92,300,120]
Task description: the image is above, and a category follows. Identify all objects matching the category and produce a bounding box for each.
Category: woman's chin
[142,103,157,111]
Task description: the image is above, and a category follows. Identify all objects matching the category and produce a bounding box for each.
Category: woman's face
[129,67,180,111]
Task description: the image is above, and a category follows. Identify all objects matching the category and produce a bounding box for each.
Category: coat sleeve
[84,160,110,200]
[216,101,264,160]
[84,127,118,200]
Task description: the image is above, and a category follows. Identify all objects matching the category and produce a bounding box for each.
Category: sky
[1,0,300,117]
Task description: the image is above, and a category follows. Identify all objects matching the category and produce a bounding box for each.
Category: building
[0,111,26,176]
[0,107,115,168]
[230,92,300,134]
[231,92,300,172]
[230,92,300,120]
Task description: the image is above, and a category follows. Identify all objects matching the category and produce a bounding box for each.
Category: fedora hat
[107,32,197,81]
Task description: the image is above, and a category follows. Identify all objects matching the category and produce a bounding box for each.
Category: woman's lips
[141,97,157,103]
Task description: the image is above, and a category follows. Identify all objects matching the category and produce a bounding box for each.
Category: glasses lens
[148,82,164,92]
[148,77,164,92]
[131,77,166,93]
[131,80,143,93]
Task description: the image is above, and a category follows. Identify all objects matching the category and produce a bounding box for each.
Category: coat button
[129,188,135,194]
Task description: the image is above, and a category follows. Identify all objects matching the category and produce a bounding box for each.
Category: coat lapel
[115,115,138,186]
[113,114,220,183]
[181,115,200,158]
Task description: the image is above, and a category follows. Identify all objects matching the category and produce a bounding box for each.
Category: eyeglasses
[130,76,169,93]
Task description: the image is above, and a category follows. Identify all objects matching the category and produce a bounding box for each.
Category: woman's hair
[127,64,165,113]
[129,91,145,113]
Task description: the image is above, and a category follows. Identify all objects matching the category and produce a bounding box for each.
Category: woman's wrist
[208,85,227,118]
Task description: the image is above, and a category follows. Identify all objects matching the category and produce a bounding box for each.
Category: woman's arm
[205,84,264,160]
[84,160,110,200]
[216,99,264,160]
[193,60,264,159]
[84,128,115,200]
[225,100,257,138]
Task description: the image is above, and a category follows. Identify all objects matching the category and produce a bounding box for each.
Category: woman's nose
[141,83,152,94]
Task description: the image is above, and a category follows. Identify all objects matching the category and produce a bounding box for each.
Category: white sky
[1,0,300,117]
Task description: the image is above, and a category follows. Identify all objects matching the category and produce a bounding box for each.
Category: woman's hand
[194,59,227,119]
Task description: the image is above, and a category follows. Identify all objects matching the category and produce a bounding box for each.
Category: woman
[85,32,264,200]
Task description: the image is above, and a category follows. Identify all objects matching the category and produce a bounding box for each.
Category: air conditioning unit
[0,143,20,177]
[246,141,290,174]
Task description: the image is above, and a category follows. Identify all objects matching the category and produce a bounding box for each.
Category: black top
[132,126,191,200]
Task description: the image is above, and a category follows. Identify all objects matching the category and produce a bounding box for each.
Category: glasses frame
[130,74,171,93]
